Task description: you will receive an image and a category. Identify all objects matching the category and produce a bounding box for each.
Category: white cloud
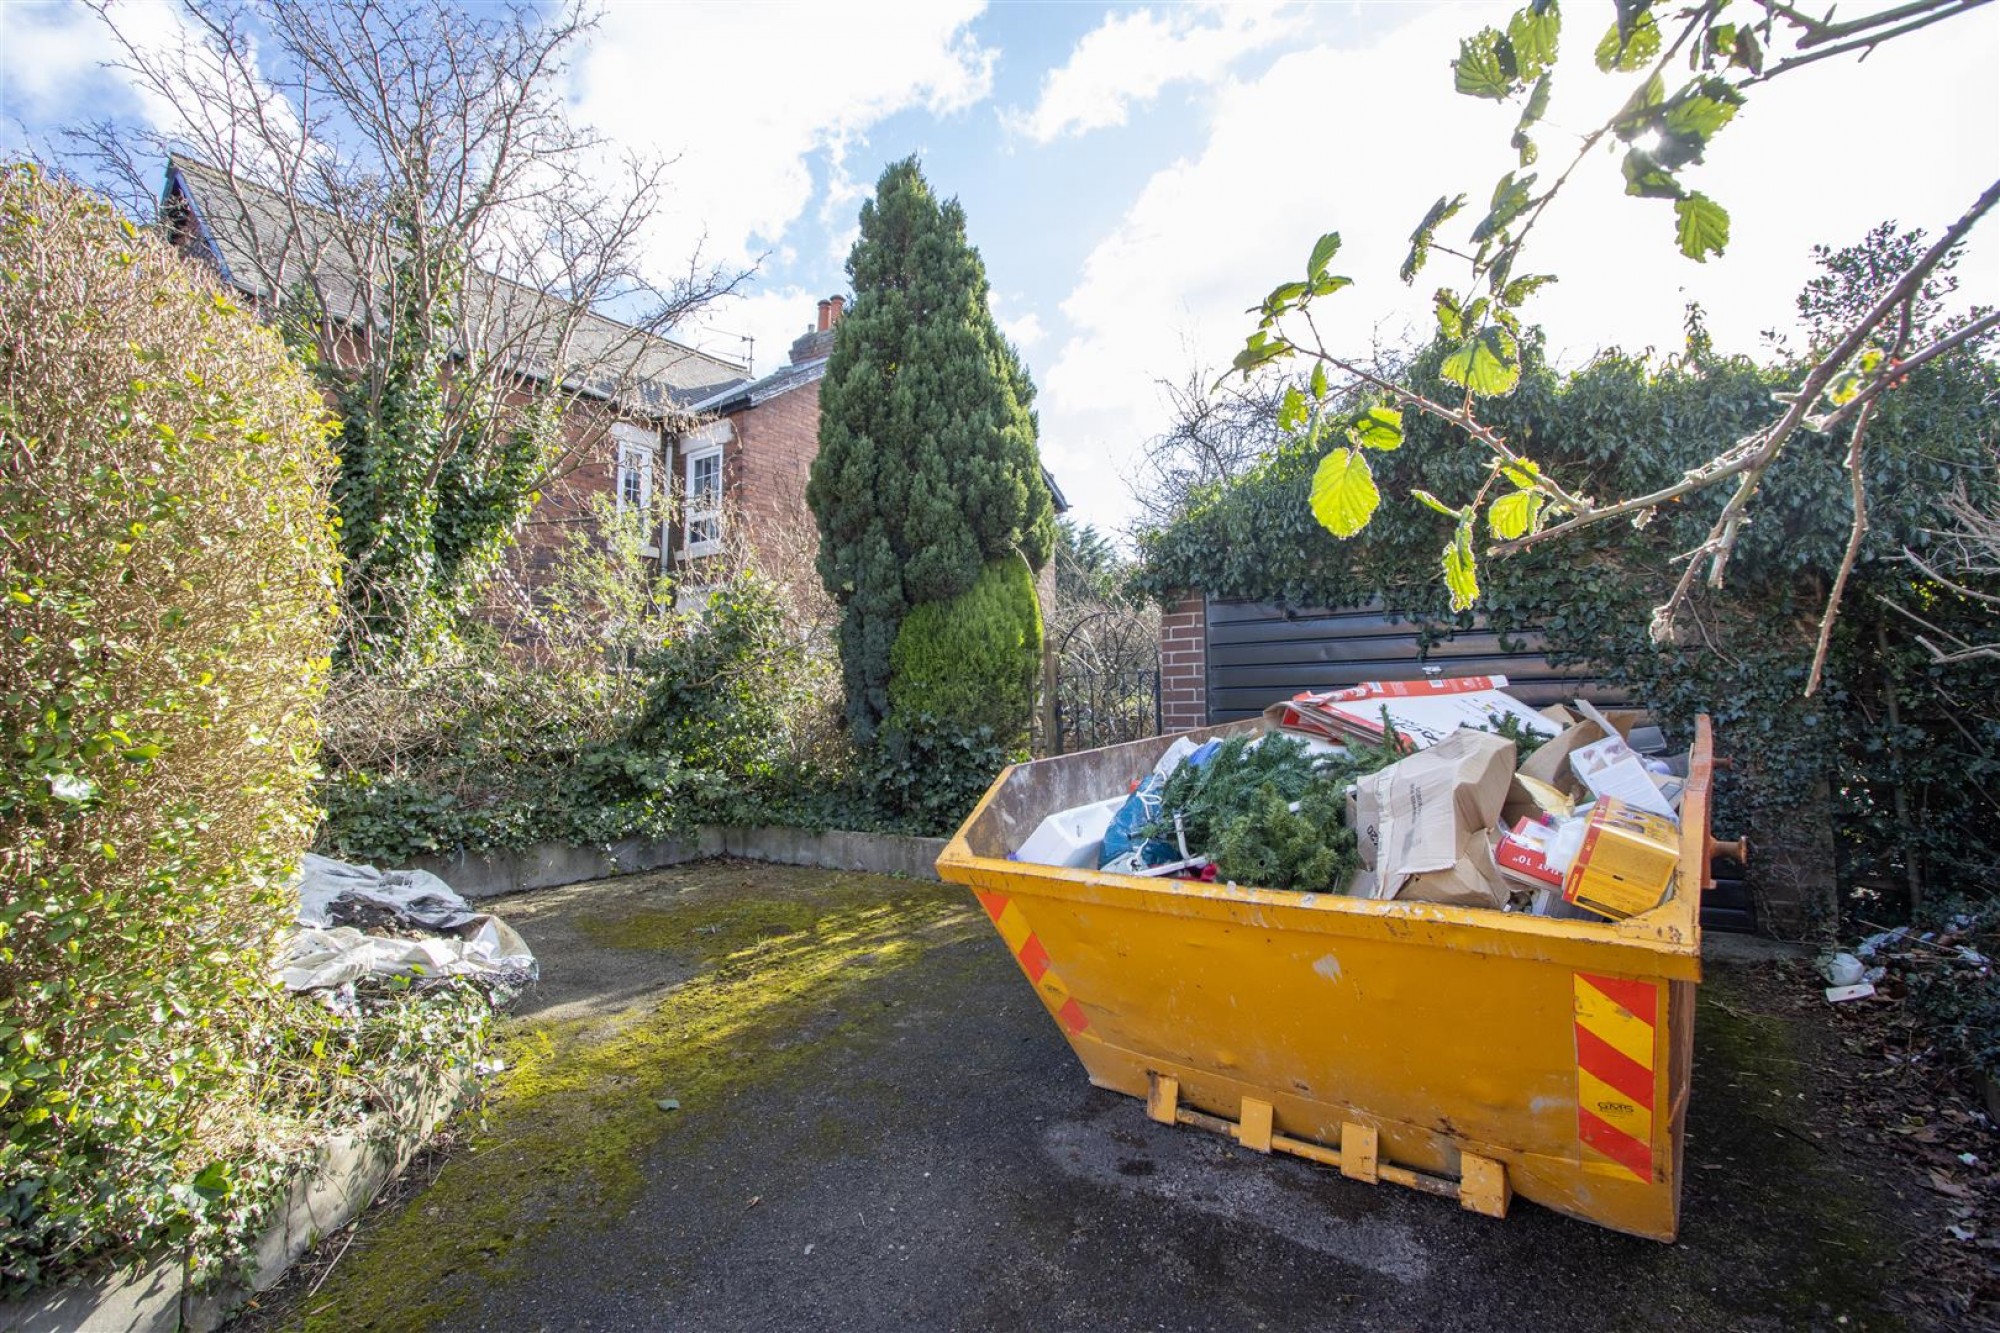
[1001,311,1047,350]
[0,2,117,125]
[576,0,993,278]
[1038,2,2000,534]
[1005,1,1306,143]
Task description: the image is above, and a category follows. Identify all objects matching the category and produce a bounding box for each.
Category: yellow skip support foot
[1460,1152,1512,1219]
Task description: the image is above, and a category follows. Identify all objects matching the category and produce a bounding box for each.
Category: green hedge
[1135,333,2000,925]
[0,166,338,1289]
[886,552,1042,745]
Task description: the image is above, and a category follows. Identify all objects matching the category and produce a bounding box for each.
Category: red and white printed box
[1495,816,1563,889]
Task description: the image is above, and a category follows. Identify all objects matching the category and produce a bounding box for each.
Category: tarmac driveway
[257,860,1915,1332]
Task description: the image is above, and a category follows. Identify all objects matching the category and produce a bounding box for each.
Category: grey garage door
[1203,600,1620,724]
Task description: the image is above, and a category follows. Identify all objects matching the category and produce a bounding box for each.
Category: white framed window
[612,422,656,514]
[680,420,728,559]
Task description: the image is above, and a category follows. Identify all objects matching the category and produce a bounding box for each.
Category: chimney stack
[827,294,846,326]
[816,298,832,332]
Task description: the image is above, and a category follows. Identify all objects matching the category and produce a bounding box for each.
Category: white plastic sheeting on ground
[281,854,536,996]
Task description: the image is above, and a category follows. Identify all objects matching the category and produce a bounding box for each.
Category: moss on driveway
[247,861,1935,1332]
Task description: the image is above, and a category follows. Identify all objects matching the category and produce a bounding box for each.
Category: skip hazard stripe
[1574,974,1656,1069]
[974,890,1090,1035]
[1575,1024,1655,1112]
[1574,971,1659,1183]
[1579,1108,1655,1181]
[1579,972,1657,1027]
[1017,933,1051,983]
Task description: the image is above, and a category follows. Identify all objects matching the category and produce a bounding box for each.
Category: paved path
[270,861,1907,1332]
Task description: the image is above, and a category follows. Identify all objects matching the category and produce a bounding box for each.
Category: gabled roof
[687,354,830,415]
[164,156,748,416]
[1042,467,1070,514]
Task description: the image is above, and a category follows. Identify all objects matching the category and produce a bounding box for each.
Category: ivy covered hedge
[0,167,339,1290]
[1135,332,2000,927]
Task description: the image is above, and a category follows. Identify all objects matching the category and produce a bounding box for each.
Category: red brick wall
[722,377,822,545]
[1159,593,1208,732]
[516,398,653,579]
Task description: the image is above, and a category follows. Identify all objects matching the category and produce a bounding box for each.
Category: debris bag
[283,854,537,1001]
[295,852,479,930]
[277,916,537,993]
[1098,773,1174,870]
[1353,728,1515,908]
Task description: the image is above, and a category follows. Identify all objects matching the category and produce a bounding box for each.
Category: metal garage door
[1203,600,1617,724]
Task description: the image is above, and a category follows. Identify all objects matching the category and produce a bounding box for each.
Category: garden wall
[402,825,950,899]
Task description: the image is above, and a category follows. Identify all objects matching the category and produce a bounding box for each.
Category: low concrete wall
[403,825,947,900]
[0,1067,471,1333]
[405,834,706,899]
[709,825,949,881]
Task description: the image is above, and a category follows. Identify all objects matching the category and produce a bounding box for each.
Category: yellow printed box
[1563,797,1678,921]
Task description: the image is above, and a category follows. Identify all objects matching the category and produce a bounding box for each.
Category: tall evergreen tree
[808,157,1056,741]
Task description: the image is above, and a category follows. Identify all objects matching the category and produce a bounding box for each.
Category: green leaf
[1230,331,1291,377]
[1674,192,1729,261]
[1434,289,1466,341]
[1309,448,1380,538]
[1471,171,1537,244]
[1704,22,1736,64]
[1732,25,1764,74]
[1613,73,1667,138]
[1511,73,1552,166]
[1621,150,1683,200]
[1279,385,1308,431]
[1411,489,1461,519]
[1488,489,1542,540]
[1507,4,1561,80]
[1442,520,1481,611]
[1309,361,1329,400]
[1595,11,1660,72]
[1439,326,1522,397]
[1262,280,1308,314]
[191,1162,233,1202]
[1500,273,1557,306]
[1500,456,1544,489]
[1347,406,1404,451]
[1454,29,1517,100]
[1664,79,1743,141]
[1401,194,1467,284]
[1307,232,1342,280]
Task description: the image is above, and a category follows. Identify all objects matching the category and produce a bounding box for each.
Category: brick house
[161,157,750,579]
[161,158,1066,628]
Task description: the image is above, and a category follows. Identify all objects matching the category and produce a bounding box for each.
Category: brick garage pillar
[1158,593,1208,733]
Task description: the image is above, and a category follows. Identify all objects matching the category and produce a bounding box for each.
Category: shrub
[0,165,337,1290]
[886,552,1042,749]
[316,574,830,861]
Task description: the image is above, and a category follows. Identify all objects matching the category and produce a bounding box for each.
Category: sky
[3,0,1996,539]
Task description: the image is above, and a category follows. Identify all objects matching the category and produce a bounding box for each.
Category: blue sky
[4,2,1996,536]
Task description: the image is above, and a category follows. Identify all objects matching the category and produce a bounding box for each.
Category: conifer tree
[809,157,1055,741]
